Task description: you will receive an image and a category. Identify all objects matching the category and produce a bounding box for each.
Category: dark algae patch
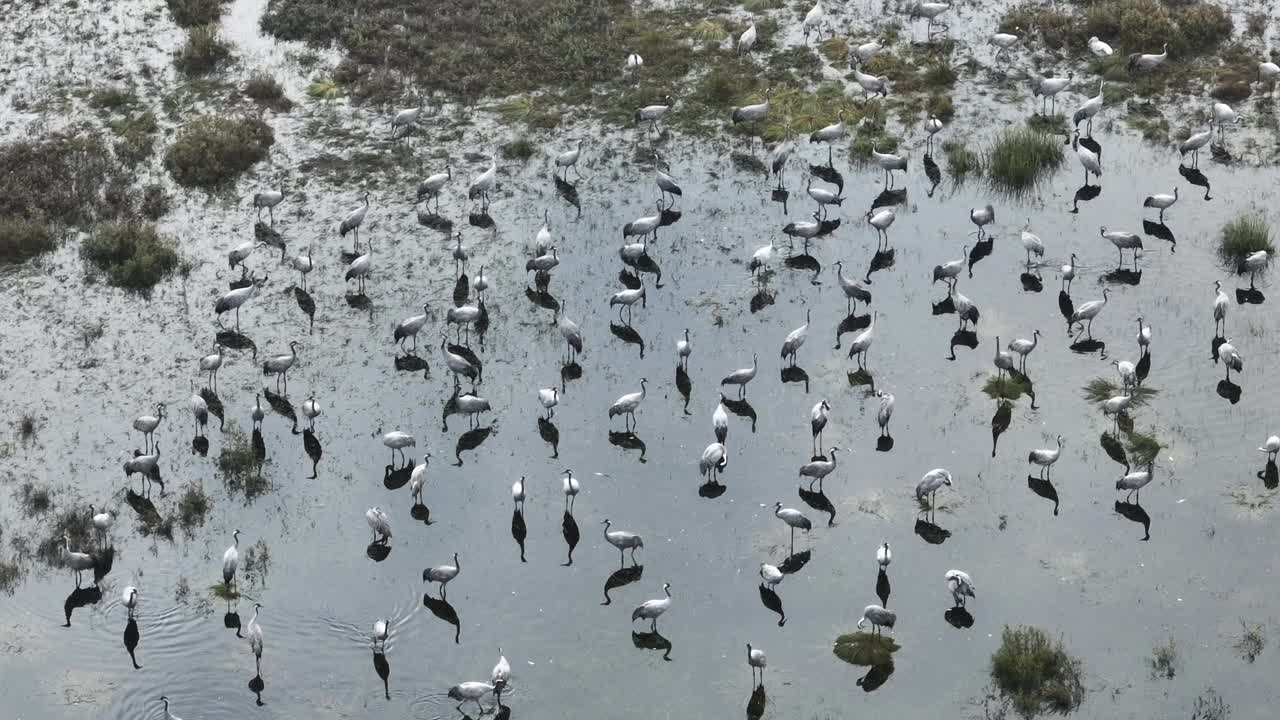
[81,222,180,296]
[164,116,275,189]
[990,625,1084,717]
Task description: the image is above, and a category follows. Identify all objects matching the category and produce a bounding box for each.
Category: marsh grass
[819,37,848,64]
[306,78,341,101]
[210,582,239,600]
[219,425,268,499]
[110,111,158,167]
[177,483,212,532]
[175,24,231,76]
[1224,483,1276,518]
[1081,377,1157,408]
[141,184,170,221]
[943,139,981,180]
[833,632,900,665]
[1235,620,1265,663]
[495,96,561,130]
[0,219,56,265]
[242,539,271,587]
[1217,215,1275,268]
[984,374,1032,402]
[164,116,274,189]
[1150,637,1177,678]
[1125,428,1163,466]
[0,135,118,227]
[17,412,39,444]
[500,137,536,161]
[37,509,93,568]
[990,625,1084,717]
[18,482,52,515]
[926,94,954,120]
[1192,688,1229,720]
[167,0,227,28]
[245,73,293,112]
[0,558,19,595]
[1025,113,1067,134]
[988,128,1063,192]
[89,86,137,110]
[81,222,180,296]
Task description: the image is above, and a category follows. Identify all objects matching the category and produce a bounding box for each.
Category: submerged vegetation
[164,116,275,189]
[1217,215,1274,268]
[177,483,212,533]
[990,625,1085,717]
[1150,637,1178,678]
[988,128,1063,192]
[1235,620,1265,663]
[1082,378,1157,408]
[943,139,981,180]
[80,222,180,296]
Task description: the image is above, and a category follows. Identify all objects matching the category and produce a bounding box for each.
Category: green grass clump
[166,0,227,27]
[174,24,231,76]
[690,18,727,44]
[1026,113,1067,134]
[140,184,170,221]
[943,139,980,179]
[833,632,901,666]
[177,483,212,532]
[1150,637,1177,679]
[306,77,341,101]
[1126,427,1163,466]
[820,37,849,64]
[164,116,274,189]
[922,62,957,89]
[37,508,93,567]
[990,625,1085,717]
[245,73,293,111]
[987,127,1063,192]
[89,86,137,110]
[1000,6,1076,49]
[80,221,180,295]
[1217,215,1275,267]
[496,96,562,130]
[1210,79,1251,103]
[0,135,117,227]
[110,111,158,167]
[926,93,954,120]
[1081,377,1158,407]
[500,137,536,161]
[1192,688,1229,720]
[0,219,57,265]
[984,374,1033,402]
[17,413,38,443]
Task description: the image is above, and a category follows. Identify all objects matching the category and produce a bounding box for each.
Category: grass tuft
[0,220,57,265]
[500,137,536,161]
[1192,688,1229,720]
[1235,620,1265,663]
[1150,637,1178,679]
[988,127,1063,192]
[0,558,19,595]
[1081,377,1157,408]
[175,24,231,76]
[89,86,137,110]
[18,482,52,514]
[110,111,158,167]
[0,135,118,228]
[177,482,212,532]
[983,374,1032,402]
[218,425,268,499]
[1217,215,1274,268]
[833,632,900,666]
[943,139,980,180]
[990,625,1085,717]
[245,73,294,112]
[1126,427,1163,466]
[17,413,38,444]
[306,77,341,101]
[164,116,275,189]
[166,0,228,28]
[81,222,180,296]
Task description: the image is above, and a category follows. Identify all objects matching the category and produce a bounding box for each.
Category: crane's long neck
[250,607,259,625]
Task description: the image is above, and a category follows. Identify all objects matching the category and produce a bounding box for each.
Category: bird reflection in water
[834,311,871,350]
[302,429,322,479]
[225,608,242,637]
[948,329,979,361]
[1259,460,1278,490]
[675,365,692,415]
[608,430,647,463]
[967,236,994,278]
[747,683,767,720]
[537,416,560,458]
[454,427,494,466]
[757,583,785,626]
[423,593,461,644]
[248,673,265,706]
[621,251,663,289]
[797,484,835,526]
[126,489,163,527]
[719,394,758,433]
[384,461,413,490]
[561,510,580,566]
[1143,220,1176,251]
[923,152,942,197]
[914,517,951,545]
[511,507,527,563]
[631,628,673,661]
[1100,432,1129,471]
[63,584,102,627]
[417,209,454,233]
[468,211,495,230]
[124,616,141,669]
[1178,163,1212,200]
[1114,500,1151,540]
[809,164,844,193]
[199,388,225,431]
[991,399,1012,457]
[944,606,975,629]
[1019,268,1044,293]
[1027,476,1060,516]
[371,648,389,696]
[1216,378,1242,404]
[525,285,560,314]
[559,360,582,391]
[609,321,646,358]
[1101,266,1142,286]
[875,568,891,608]
[453,273,470,306]
[292,286,316,332]
[857,661,894,692]
[749,285,776,314]
[780,365,809,391]
[865,247,895,282]
[771,187,789,215]
[366,542,391,562]
[778,550,810,575]
[783,251,822,285]
[1069,182,1102,214]
[215,329,257,360]
[601,564,644,605]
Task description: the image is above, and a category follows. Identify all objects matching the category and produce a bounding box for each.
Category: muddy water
[3,2,1280,720]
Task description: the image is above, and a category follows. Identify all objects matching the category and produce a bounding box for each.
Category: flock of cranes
[40,2,1280,718]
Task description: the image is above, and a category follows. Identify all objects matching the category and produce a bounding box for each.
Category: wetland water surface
[2,1,1279,719]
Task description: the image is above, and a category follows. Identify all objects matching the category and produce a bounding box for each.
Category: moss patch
[988,127,1063,192]
[164,116,275,189]
[990,625,1085,717]
[1217,215,1274,268]
[833,632,900,666]
[81,222,180,296]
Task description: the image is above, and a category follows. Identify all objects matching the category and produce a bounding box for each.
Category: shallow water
[3,2,1280,720]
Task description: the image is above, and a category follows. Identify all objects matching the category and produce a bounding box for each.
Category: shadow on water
[857,662,894,692]
[747,683,767,720]
[410,499,433,525]
[63,584,102,627]
[1259,460,1278,490]
[215,330,257,360]
[876,568,891,608]
[1101,267,1142,286]
[1027,476,1060,516]
[423,594,461,643]
[991,400,1012,457]
[659,207,682,229]
[1068,336,1106,355]
[373,651,390,700]
[675,365,692,415]
[608,431,647,463]
[1235,287,1265,305]
[345,292,373,311]
[125,490,163,526]
[537,417,560,458]
[394,353,430,376]
[1143,220,1176,250]
[749,286,776,314]
[525,286,561,313]
[300,429,322,479]
[1114,500,1151,541]
[1057,290,1074,324]
[253,222,286,259]
[622,253,663,288]
[366,542,391,562]
[601,564,644,605]
[224,609,242,636]
[561,510,580,566]
[847,368,875,391]
[719,395,758,433]
[468,212,495,230]
[1216,379,1242,404]
[783,252,822,285]
[1135,350,1151,385]
[834,312,871,349]
[292,287,315,331]
[192,434,209,457]
[797,485,835,526]
[914,517,951,545]
[944,606,975,629]
[699,478,729,498]
[771,187,789,214]
[453,274,470,307]
[511,507,527,562]
[780,365,809,391]
[757,584,785,626]
[609,322,646,358]
[967,236,993,277]
[1178,163,1212,200]
[123,617,141,669]
[454,427,493,466]
[384,461,413,491]
[631,629,673,661]
[560,361,583,391]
